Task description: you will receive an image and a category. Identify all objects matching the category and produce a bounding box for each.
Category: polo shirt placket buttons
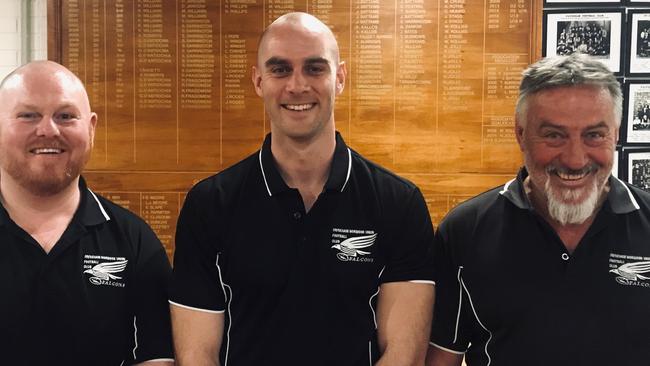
[561,253,570,261]
[293,212,307,243]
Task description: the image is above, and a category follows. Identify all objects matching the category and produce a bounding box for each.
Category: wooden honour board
[48,0,543,259]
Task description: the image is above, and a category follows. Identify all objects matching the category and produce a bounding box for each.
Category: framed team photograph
[627,10,650,75]
[543,9,624,74]
[622,80,650,143]
[544,0,622,7]
[625,149,650,192]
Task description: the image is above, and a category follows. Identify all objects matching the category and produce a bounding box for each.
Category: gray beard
[544,175,602,225]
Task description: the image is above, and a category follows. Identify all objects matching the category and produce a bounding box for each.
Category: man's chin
[545,181,603,225]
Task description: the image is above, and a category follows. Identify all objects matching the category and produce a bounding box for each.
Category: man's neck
[0,174,81,253]
[271,129,336,212]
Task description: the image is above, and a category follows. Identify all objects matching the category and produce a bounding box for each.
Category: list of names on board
[53,0,538,254]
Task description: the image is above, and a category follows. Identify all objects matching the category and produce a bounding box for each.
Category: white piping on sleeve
[460,277,493,366]
[168,300,225,314]
[429,342,466,355]
[139,359,175,363]
[215,253,233,366]
[615,177,640,210]
[409,279,435,285]
[132,316,139,359]
[89,190,111,221]
[453,266,463,344]
[341,148,352,192]
[258,150,272,197]
[369,266,386,329]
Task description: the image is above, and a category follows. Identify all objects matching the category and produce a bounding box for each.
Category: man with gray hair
[427,53,650,365]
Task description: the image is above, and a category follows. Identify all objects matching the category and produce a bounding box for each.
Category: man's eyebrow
[304,57,330,65]
[264,57,290,68]
[539,121,610,130]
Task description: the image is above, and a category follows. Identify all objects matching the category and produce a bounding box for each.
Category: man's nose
[561,137,589,170]
[35,117,61,137]
[286,71,310,93]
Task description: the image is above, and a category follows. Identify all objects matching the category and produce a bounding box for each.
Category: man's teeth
[32,148,62,154]
[284,103,314,111]
[557,171,588,181]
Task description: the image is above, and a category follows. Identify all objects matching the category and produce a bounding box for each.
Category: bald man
[170,13,435,366]
[0,61,174,365]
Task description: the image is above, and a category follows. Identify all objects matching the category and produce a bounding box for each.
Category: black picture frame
[543,8,625,75]
[626,10,650,75]
[622,80,650,144]
[623,147,650,191]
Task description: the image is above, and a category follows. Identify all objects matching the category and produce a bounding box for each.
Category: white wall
[0,0,47,81]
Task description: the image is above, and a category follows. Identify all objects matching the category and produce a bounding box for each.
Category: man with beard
[0,61,174,365]
[427,53,650,366]
[169,12,435,366]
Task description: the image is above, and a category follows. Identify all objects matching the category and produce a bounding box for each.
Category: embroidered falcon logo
[610,261,650,281]
[331,233,377,257]
[84,259,128,281]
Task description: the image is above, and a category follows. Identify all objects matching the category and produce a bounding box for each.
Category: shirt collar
[500,167,640,214]
[258,131,353,196]
[0,176,110,228]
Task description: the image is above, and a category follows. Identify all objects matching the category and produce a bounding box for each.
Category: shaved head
[0,60,96,196]
[0,60,91,112]
[257,12,340,67]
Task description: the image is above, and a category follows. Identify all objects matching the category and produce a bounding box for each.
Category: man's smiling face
[516,85,618,225]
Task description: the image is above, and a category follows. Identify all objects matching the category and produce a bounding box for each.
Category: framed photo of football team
[543,9,625,75]
[625,149,650,191]
[627,10,650,76]
[623,81,650,144]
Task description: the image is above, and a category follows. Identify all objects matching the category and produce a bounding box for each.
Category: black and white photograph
[544,10,624,74]
[544,0,622,7]
[627,152,650,192]
[627,11,650,75]
[624,82,650,143]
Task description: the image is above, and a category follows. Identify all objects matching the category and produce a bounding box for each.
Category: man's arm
[375,281,435,366]
[170,303,224,366]
[425,345,464,366]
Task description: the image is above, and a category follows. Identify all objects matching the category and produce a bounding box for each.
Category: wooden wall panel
[48,0,543,258]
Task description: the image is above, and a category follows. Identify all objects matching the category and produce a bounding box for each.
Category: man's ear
[515,118,525,152]
[335,61,346,95]
[252,65,263,97]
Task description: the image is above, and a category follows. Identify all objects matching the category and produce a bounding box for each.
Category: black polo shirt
[0,177,173,366]
[170,132,434,365]
[430,168,650,366]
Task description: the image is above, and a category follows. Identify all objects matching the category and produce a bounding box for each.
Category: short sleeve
[125,222,174,364]
[429,221,472,354]
[169,184,226,312]
[380,187,435,283]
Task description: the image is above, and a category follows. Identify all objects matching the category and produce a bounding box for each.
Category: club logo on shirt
[83,255,128,288]
[331,228,377,263]
[609,253,650,288]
